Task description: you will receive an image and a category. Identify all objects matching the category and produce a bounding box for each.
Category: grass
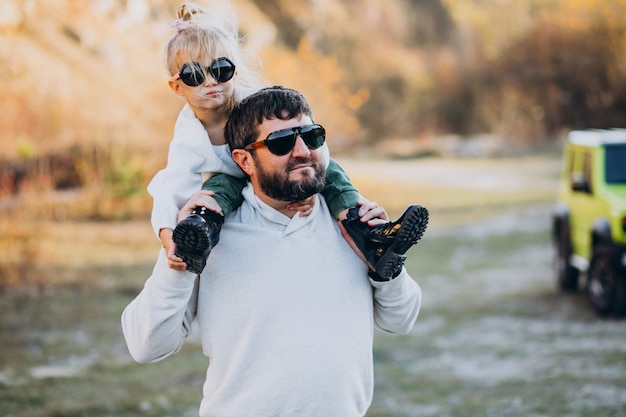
[0,272,205,417]
[1,155,625,417]
[367,213,626,417]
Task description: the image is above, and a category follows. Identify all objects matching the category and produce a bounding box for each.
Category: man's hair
[225,86,315,150]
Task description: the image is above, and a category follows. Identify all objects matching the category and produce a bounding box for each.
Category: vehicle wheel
[587,245,626,317]
[554,223,579,291]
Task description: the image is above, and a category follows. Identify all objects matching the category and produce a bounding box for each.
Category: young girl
[149,2,428,279]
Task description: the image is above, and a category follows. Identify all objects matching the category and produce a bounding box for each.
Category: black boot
[342,204,429,281]
[173,206,224,274]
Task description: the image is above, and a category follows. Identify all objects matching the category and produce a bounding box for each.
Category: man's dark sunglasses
[173,57,236,86]
[244,124,326,156]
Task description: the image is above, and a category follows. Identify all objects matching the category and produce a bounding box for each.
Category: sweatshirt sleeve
[121,248,199,363]
[370,269,422,335]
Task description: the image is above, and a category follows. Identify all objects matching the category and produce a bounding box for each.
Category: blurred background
[1,1,625,416]
[2,0,625,220]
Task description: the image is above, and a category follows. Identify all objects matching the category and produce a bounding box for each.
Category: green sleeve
[323,158,361,219]
[202,173,246,218]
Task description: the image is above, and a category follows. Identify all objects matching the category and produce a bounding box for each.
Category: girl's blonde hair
[165,2,262,109]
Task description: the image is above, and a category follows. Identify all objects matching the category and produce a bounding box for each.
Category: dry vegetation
[1,0,625,288]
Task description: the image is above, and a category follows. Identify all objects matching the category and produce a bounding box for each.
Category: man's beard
[255,157,326,201]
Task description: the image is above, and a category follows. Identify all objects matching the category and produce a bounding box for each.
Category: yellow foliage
[260,37,368,151]
[16,137,37,160]
[442,0,626,60]
[0,208,40,291]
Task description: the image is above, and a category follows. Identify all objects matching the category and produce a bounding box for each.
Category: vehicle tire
[554,222,579,291]
[587,245,626,317]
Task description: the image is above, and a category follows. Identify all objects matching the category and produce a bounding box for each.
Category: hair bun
[177,2,208,21]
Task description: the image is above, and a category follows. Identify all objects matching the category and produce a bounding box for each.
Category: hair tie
[168,19,191,32]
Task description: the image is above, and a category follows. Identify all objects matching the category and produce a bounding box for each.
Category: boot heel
[392,205,429,255]
[173,206,224,274]
[373,252,407,281]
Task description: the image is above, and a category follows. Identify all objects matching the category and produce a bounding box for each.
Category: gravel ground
[2,156,625,417]
[369,202,626,417]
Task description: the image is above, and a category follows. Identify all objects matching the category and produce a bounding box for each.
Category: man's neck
[248,181,318,219]
[255,193,297,218]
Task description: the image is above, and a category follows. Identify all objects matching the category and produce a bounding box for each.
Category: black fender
[552,202,570,240]
[592,217,612,247]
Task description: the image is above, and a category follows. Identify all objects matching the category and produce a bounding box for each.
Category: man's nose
[290,135,311,157]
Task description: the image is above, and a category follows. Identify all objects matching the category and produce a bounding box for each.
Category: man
[122,86,422,417]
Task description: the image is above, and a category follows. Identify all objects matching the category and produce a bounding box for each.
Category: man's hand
[337,199,390,271]
[354,199,389,226]
[159,228,187,271]
[338,220,374,270]
[177,190,223,223]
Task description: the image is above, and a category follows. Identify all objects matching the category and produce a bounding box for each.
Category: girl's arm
[322,158,362,220]
[201,173,247,219]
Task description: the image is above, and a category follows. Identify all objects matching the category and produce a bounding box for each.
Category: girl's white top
[147,104,245,237]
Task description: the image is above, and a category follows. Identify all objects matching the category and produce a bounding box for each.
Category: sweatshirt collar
[241,184,321,235]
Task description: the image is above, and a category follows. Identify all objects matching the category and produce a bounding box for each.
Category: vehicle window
[567,148,576,175]
[605,144,626,184]
[583,151,593,193]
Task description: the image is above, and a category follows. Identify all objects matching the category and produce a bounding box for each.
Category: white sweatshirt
[147,103,245,237]
[122,185,422,417]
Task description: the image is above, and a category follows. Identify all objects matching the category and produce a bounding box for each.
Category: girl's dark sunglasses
[244,124,326,156]
[173,57,236,86]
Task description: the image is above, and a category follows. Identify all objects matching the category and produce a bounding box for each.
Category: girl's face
[170,54,236,115]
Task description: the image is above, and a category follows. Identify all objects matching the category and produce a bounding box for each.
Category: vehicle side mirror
[570,172,591,193]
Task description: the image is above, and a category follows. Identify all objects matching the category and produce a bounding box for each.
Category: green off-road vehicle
[552,129,626,316]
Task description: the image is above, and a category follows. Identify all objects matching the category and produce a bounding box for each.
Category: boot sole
[386,205,429,255]
[175,248,208,275]
[373,205,429,280]
[173,221,212,274]
[375,252,407,281]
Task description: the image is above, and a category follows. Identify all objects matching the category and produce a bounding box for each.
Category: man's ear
[232,149,255,176]
[168,79,185,96]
